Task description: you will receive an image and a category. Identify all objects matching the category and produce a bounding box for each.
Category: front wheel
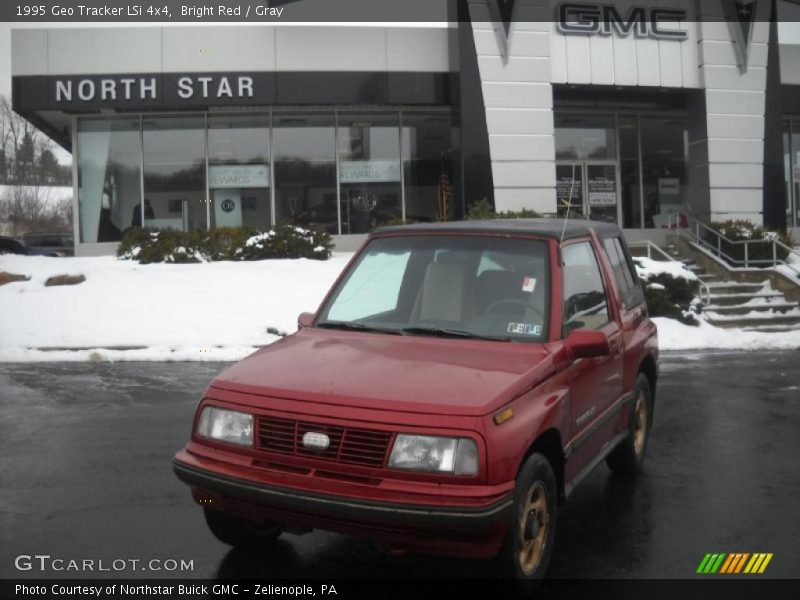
[606,373,653,474]
[497,453,558,582]
[203,507,283,551]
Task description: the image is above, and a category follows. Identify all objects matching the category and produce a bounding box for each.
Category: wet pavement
[1,351,798,580]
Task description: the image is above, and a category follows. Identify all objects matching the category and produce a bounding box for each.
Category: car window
[318,235,551,342]
[562,241,610,333]
[326,248,411,322]
[603,236,643,309]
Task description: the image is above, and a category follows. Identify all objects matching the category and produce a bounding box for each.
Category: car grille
[255,416,393,468]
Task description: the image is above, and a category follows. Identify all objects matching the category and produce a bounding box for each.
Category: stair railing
[667,211,800,278]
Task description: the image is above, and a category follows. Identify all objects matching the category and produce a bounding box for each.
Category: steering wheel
[484,298,546,323]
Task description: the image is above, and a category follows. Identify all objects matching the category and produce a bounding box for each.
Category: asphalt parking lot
[1,351,798,580]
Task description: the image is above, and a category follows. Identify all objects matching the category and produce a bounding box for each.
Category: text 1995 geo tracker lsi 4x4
[174,218,658,582]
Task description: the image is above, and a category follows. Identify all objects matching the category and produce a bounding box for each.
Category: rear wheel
[606,373,652,474]
[497,453,558,583]
[203,507,283,550]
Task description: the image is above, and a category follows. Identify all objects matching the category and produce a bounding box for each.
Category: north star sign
[54,75,255,102]
[557,2,688,40]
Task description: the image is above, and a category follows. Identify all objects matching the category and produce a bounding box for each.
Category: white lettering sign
[208,164,269,189]
[339,160,401,184]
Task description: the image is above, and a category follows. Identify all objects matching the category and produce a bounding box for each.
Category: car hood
[209,327,556,416]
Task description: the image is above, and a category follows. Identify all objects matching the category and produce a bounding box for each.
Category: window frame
[560,237,614,336]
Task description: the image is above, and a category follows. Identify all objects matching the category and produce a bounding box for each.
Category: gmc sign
[557,2,688,40]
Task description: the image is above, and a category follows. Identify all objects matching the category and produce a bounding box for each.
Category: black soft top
[373,218,623,241]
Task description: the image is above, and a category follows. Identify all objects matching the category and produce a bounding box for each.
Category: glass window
[318,235,550,342]
[208,115,271,230]
[273,112,337,234]
[785,120,793,229]
[142,116,207,232]
[326,247,411,322]
[619,116,642,228]
[562,241,610,332]
[555,114,616,160]
[640,116,688,229]
[77,118,141,243]
[603,236,643,310]
[402,111,454,222]
[789,118,800,229]
[337,112,401,233]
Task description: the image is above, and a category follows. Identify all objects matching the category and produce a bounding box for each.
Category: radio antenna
[560,162,577,244]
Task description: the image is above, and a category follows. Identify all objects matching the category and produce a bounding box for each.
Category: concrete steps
[663,242,800,331]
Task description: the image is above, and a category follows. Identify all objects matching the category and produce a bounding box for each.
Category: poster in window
[587,173,616,206]
[658,178,680,196]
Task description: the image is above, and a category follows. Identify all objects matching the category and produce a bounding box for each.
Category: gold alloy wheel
[518,481,549,575]
[633,391,648,455]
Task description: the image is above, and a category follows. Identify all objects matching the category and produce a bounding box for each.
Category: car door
[601,235,648,383]
[561,238,625,482]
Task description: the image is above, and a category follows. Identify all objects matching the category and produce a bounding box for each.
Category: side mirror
[297,312,315,329]
[564,329,610,360]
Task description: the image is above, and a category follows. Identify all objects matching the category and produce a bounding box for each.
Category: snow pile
[633,256,697,281]
[0,253,353,362]
[654,318,800,351]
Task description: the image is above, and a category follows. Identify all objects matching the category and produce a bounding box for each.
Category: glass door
[556,162,584,219]
[556,162,620,224]
[585,162,619,223]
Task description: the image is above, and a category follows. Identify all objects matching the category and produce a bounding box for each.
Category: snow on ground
[654,317,800,351]
[1,252,799,361]
[0,253,353,362]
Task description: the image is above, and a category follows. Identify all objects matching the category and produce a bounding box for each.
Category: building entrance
[556,161,620,224]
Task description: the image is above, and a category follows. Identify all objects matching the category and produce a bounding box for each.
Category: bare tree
[1,185,73,235]
[0,95,66,185]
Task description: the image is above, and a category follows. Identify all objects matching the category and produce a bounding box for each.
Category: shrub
[466,199,496,220]
[198,227,255,261]
[639,272,700,326]
[240,224,333,260]
[705,219,795,264]
[117,228,203,264]
[117,224,333,264]
[467,199,541,220]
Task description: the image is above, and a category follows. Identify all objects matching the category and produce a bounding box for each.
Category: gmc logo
[557,2,688,40]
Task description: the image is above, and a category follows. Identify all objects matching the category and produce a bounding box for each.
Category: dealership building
[10,0,800,254]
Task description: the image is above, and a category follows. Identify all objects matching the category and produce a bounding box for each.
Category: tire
[203,507,283,550]
[606,373,653,474]
[497,453,558,583]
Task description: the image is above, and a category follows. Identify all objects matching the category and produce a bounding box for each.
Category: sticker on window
[521,277,537,293]
[507,322,542,336]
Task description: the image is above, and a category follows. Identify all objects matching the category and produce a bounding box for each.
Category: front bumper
[173,449,514,558]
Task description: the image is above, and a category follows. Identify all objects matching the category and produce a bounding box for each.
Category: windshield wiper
[315,321,403,335]
[401,326,509,341]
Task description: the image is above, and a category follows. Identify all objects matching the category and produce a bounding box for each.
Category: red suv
[174,219,658,581]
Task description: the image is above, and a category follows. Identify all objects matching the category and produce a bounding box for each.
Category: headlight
[388,434,478,476]
[196,406,253,447]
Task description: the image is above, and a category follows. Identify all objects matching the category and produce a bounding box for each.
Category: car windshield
[317,235,550,342]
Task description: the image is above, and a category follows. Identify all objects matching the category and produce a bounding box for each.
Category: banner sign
[587,174,617,205]
[209,164,269,189]
[658,178,681,196]
[339,160,401,183]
